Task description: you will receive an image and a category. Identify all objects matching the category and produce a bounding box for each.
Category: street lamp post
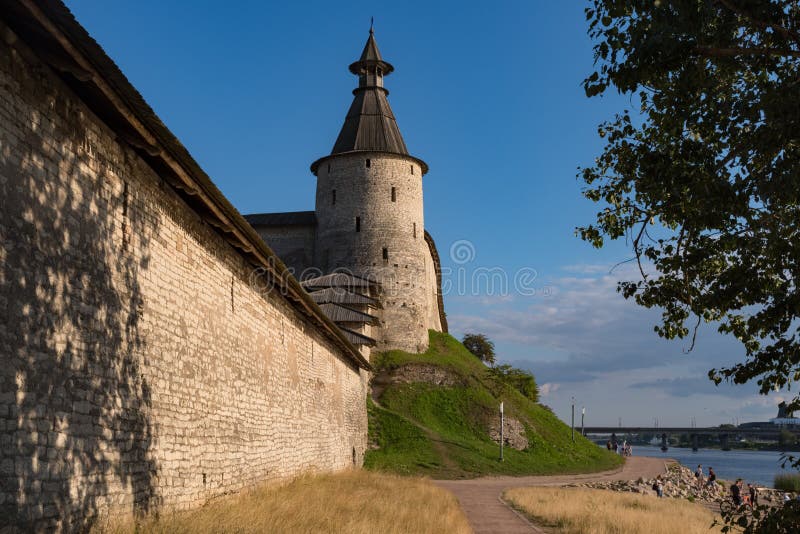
[581,406,585,436]
[571,397,575,442]
[499,402,504,461]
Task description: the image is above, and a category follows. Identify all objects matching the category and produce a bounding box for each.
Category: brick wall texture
[0,38,368,531]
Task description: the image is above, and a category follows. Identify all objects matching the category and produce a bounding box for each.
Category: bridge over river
[583,426,800,450]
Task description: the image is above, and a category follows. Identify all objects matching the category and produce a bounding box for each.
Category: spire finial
[370,17,374,34]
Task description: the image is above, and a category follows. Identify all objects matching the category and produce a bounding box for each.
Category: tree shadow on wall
[0,80,158,530]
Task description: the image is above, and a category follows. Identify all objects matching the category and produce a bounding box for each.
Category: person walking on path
[731,478,742,506]
[694,464,704,487]
[653,475,664,498]
[748,483,757,506]
[706,467,717,488]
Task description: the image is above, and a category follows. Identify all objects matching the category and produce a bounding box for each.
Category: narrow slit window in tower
[383,247,389,260]
[391,187,396,202]
[411,165,414,175]
[366,158,371,168]
[332,189,336,205]
[413,222,417,238]
[356,216,361,232]
[327,163,331,173]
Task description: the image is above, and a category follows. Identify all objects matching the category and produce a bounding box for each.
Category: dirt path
[435,456,670,534]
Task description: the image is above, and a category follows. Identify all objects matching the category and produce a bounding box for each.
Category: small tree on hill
[462,333,496,366]
[487,364,540,403]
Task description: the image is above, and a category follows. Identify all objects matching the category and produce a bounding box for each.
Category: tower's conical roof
[333,29,405,156]
[311,28,429,174]
[331,82,408,156]
[348,28,393,74]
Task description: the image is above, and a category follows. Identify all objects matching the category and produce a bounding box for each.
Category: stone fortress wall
[423,234,444,333]
[251,220,316,275]
[0,19,368,532]
[314,152,432,353]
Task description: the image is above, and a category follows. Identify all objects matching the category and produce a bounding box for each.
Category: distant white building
[770,402,800,426]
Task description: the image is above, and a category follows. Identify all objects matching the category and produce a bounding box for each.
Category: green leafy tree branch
[581,0,800,416]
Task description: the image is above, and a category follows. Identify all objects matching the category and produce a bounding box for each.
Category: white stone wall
[0,38,368,532]
[424,246,443,332]
[313,153,433,353]
[252,223,316,277]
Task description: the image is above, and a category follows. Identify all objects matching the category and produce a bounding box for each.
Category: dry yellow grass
[94,469,471,534]
[504,487,722,534]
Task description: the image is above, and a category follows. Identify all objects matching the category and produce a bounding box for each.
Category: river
[631,445,798,488]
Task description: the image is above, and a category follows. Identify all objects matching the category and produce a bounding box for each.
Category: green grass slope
[364,331,622,478]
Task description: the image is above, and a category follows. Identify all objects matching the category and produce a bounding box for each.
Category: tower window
[382,247,389,260]
[391,187,396,202]
[366,159,371,168]
[327,163,331,173]
[411,165,414,175]
[413,222,417,238]
[332,189,336,205]
[356,217,361,232]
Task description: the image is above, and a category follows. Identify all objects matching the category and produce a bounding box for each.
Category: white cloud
[561,264,615,275]
[444,263,780,425]
[450,263,745,384]
[539,382,560,397]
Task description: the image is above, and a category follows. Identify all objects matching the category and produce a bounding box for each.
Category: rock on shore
[566,463,784,505]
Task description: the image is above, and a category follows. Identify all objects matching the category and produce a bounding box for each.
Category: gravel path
[435,457,670,534]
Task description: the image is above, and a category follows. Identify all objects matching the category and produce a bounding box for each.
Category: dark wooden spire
[348,27,393,75]
[311,28,428,174]
[332,29,407,156]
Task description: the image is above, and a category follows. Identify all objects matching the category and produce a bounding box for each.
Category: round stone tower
[311,28,431,353]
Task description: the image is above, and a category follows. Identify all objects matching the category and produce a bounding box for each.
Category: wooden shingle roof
[318,303,378,325]
[339,328,376,347]
[332,88,408,156]
[308,287,380,307]
[244,211,316,227]
[301,272,377,290]
[311,30,428,175]
[348,28,393,75]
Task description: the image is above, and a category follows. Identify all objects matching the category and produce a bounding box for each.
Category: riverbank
[633,445,797,487]
[568,462,789,518]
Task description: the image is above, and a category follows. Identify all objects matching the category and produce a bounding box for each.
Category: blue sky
[65,0,784,426]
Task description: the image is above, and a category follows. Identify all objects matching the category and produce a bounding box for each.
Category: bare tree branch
[683,314,703,354]
[695,45,800,58]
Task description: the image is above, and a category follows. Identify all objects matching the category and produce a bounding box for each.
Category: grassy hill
[364,331,622,478]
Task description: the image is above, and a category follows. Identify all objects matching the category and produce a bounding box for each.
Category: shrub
[775,473,800,492]
[462,333,495,366]
[487,364,539,403]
